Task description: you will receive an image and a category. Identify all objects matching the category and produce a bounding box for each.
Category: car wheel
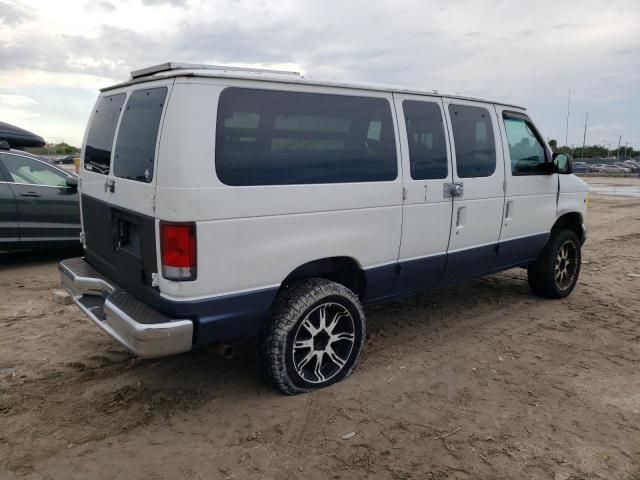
[259,278,366,395]
[528,229,582,299]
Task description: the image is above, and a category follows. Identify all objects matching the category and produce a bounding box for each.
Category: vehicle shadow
[0,247,82,271]
[93,270,534,401]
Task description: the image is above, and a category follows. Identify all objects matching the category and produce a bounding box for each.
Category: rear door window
[448,104,496,178]
[113,87,167,183]
[402,100,448,179]
[84,94,126,175]
[215,87,397,185]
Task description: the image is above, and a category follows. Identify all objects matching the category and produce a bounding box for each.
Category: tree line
[26,142,80,155]
[548,140,637,159]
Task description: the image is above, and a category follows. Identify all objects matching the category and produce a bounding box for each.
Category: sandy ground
[1,179,639,480]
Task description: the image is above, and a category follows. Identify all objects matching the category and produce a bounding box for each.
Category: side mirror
[552,153,572,174]
[66,176,78,191]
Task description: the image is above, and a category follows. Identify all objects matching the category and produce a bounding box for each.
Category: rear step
[59,257,193,358]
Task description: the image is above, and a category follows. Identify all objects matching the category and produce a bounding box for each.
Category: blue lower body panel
[363,232,548,304]
[157,232,549,346]
[440,243,498,284]
[493,233,549,270]
[157,287,279,347]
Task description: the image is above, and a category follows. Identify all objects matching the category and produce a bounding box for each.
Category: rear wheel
[259,278,366,395]
[528,229,581,299]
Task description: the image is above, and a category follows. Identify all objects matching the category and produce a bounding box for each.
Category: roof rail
[130,62,301,79]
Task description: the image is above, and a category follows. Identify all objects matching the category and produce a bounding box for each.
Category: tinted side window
[113,87,167,183]
[1,154,67,187]
[448,104,496,178]
[503,115,547,175]
[84,94,126,175]
[216,88,397,185]
[402,100,448,180]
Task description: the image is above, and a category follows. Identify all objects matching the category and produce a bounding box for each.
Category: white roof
[102,62,525,110]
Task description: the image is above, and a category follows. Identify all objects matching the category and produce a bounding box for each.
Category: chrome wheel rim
[555,240,578,290]
[291,302,356,384]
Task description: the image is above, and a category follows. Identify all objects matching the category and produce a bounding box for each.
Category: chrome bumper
[59,257,193,358]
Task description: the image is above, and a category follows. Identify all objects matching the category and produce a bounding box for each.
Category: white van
[60,63,588,394]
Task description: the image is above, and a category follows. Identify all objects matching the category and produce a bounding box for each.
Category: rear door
[80,80,172,299]
[0,153,79,246]
[441,99,505,282]
[392,94,453,294]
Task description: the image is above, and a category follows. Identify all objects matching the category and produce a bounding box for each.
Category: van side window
[448,104,496,178]
[402,100,448,179]
[113,87,167,183]
[84,94,126,175]
[503,115,548,175]
[215,88,398,186]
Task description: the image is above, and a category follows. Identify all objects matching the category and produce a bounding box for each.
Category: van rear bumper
[59,257,193,358]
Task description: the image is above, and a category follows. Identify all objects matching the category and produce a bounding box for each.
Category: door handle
[455,206,466,234]
[20,192,41,198]
[504,200,513,227]
[104,179,115,193]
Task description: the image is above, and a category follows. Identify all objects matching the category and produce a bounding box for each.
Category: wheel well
[279,257,366,299]
[552,212,584,242]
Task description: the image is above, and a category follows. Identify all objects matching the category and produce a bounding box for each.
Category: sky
[0,0,638,150]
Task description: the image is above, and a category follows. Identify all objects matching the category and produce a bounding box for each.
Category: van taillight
[160,222,197,281]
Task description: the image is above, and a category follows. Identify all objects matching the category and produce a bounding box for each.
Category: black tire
[258,278,366,395]
[528,228,582,299]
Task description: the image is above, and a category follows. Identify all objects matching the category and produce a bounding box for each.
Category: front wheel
[259,278,366,395]
[528,229,582,299]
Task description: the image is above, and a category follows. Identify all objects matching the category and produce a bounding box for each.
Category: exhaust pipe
[209,343,235,359]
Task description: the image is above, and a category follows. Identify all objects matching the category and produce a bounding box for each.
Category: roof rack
[130,62,301,79]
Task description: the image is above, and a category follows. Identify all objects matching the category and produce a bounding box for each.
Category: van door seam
[390,92,405,289]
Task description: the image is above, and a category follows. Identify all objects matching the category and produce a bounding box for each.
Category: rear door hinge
[502,179,507,193]
[151,272,159,287]
[150,194,156,212]
[402,187,407,201]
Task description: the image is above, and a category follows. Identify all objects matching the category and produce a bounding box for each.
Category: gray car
[0,143,80,252]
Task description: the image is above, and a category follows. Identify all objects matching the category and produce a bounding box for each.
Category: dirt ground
[1,179,639,480]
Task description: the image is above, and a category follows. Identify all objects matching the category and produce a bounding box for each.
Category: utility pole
[565,89,571,147]
[617,135,622,160]
[581,113,588,161]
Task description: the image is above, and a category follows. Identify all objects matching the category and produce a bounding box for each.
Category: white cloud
[1,0,638,147]
[0,94,37,107]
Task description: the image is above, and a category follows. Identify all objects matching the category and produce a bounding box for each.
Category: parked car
[53,155,76,165]
[60,63,589,394]
[572,162,588,173]
[0,142,81,252]
[589,163,606,173]
[622,161,639,172]
[602,165,631,174]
